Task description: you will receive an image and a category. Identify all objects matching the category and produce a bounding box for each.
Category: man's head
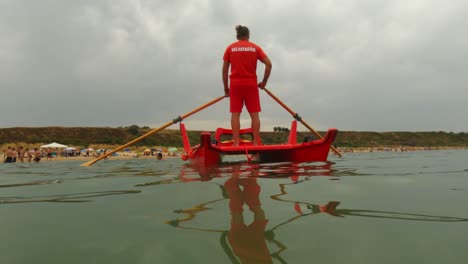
[236,25,249,40]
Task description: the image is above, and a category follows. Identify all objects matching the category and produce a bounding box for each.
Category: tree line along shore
[0,126,467,151]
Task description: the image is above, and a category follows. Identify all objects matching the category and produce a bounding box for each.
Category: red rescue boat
[179,120,338,167]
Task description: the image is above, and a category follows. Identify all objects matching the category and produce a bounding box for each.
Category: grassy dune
[1,126,467,149]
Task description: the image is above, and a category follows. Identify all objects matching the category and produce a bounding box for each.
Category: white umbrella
[167,147,178,153]
[64,147,77,152]
[41,142,69,148]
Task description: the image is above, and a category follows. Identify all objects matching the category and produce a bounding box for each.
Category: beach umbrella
[81,148,94,152]
[64,147,76,154]
[167,147,178,153]
[96,149,106,153]
[41,142,68,148]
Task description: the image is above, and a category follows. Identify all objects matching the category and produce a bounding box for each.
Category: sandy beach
[0,151,179,163]
[2,146,466,164]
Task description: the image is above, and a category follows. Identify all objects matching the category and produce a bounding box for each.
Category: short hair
[236,25,249,39]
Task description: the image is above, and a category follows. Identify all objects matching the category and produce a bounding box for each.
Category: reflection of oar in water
[166,197,227,231]
[165,168,326,231]
[262,87,342,157]
[320,206,468,222]
[166,184,228,232]
[81,95,226,166]
[166,189,289,263]
[166,178,468,264]
[269,182,468,227]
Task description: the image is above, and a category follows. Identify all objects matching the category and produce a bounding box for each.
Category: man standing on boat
[223,25,272,146]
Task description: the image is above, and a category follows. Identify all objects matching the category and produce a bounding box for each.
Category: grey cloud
[0,0,467,131]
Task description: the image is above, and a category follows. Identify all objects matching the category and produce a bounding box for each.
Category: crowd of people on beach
[2,145,171,164]
[3,146,42,163]
[2,146,94,163]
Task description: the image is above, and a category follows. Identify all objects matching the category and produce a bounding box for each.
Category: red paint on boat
[180,120,338,167]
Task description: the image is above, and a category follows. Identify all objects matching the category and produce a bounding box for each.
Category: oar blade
[81,160,96,167]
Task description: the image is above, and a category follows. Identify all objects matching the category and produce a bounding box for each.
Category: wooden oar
[262,88,342,157]
[81,95,226,166]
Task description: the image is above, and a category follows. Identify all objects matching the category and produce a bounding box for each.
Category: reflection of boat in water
[136,160,335,187]
[158,163,468,263]
[178,120,338,167]
[165,165,281,263]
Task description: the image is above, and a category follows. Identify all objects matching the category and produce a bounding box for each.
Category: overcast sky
[1,0,467,132]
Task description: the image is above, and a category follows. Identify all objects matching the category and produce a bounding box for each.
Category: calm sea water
[1,150,468,264]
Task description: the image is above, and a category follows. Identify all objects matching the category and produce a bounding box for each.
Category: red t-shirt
[223,40,267,84]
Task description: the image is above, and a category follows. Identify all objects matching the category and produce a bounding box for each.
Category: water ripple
[0,190,141,204]
[0,179,63,188]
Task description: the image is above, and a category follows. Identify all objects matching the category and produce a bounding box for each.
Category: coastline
[1,146,466,164]
[337,146,467,153]
[1,128,467,152]
[0,153,177,163]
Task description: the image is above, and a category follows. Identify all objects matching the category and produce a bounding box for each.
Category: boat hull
[186,129,338,167]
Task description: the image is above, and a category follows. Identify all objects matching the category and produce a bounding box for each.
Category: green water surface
[1,150,468,264]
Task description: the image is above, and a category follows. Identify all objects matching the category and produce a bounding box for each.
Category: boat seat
[214,127,253,146]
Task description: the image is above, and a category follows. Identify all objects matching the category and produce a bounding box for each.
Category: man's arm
[222,61,230,96]
[258,56,272,89]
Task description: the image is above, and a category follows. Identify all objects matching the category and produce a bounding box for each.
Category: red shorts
[229,80,261,113]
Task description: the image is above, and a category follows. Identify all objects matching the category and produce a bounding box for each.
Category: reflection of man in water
[224,176,273,264]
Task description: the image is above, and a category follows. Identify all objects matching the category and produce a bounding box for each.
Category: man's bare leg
[231,112,241,146]
[249,112,262,145]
